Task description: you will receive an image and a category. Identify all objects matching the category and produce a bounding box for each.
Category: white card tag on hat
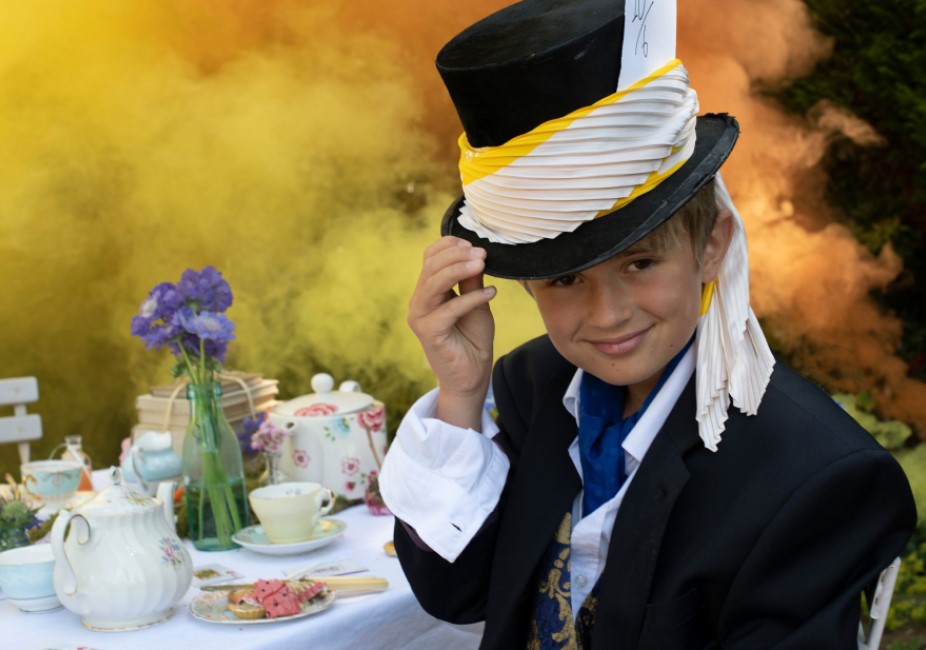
[617,0,677,91]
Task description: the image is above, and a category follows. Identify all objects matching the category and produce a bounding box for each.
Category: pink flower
[250,419,290,455]
[345,481,356,492]
[294,403,338,417]
[357,404,385,432]
[341,457,360,476]
[292,449,310,468]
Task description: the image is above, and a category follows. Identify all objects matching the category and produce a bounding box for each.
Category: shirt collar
[563,344,696,464]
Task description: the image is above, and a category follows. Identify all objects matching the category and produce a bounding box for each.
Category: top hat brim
[441,113,739,280]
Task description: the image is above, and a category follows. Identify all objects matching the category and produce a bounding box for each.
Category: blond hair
[644,179,718,267]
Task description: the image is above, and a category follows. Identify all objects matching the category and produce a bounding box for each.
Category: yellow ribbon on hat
[458,58,685,182]
[700,279,716,316]
[457,58,687,220]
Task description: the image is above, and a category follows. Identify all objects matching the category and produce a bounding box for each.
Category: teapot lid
[76,468,160,516]
[274,373,374,416]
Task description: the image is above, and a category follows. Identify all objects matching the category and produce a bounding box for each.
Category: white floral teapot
[50,468,192,631]
[269,373,387,500]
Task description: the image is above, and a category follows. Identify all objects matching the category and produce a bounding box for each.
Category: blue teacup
[0,543,60,612]
[20,460,82,513]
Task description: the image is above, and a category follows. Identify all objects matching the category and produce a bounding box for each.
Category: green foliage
[895,447,926,529]
[833,392,913,451]
[0,494,40,552]
[887,639,925,650]
[27,514,57,544]
[831,392,926,631]
[783,0,926,214]
[780,0,926,375]
[888,530,926,630]
[0,498,34,530]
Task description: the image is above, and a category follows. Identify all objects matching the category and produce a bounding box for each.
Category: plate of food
[190,578,336,624]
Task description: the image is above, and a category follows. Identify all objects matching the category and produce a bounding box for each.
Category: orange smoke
[679,0,926,432]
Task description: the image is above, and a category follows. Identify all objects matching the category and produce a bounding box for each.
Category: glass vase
[259,452,288,487]
[182,380,249,551]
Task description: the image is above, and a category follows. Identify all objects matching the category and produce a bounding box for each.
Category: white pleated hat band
[456,60,698,244]
[695,173,776,450]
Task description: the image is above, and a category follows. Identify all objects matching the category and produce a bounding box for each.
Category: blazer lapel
[592,377,702,649]
[486,366,582,642]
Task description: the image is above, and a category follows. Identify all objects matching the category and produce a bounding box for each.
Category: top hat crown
[435,0,739,280]
[437,0,624,148]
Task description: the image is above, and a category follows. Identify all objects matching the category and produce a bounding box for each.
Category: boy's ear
[701,209,734,283]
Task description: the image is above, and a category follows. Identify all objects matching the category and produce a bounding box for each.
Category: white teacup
[248,482,334,544]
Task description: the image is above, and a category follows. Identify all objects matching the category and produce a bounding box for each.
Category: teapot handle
[157,480,178,535]
[51,510,91,596]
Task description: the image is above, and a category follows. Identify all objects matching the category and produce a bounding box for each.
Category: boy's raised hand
[408,237,497,431]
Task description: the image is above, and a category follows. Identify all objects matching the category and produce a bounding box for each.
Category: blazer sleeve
[391,347,528,624]
[394,336,569,625]
[714,448,916,649]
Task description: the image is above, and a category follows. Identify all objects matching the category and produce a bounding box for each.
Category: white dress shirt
[379,346,695,617]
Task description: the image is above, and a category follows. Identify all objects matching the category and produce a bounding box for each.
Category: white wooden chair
[858,556,902,650]
[0,377,43,465]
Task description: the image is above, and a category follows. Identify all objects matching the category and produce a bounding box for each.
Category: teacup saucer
[232,518,346,556]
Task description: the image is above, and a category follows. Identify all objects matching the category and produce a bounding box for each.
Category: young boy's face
[524,212,730,410]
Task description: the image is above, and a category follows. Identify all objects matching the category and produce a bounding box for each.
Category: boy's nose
[585,282,632,329]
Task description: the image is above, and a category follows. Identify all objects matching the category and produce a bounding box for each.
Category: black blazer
[394,336,916,649]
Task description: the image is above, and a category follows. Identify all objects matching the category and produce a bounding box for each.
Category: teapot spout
[157,481,178,534]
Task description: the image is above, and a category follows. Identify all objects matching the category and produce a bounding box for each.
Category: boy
[379,1,916,648]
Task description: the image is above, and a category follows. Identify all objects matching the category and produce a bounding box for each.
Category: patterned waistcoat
[527,512,600,650]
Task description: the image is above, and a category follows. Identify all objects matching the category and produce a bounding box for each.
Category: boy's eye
[627,258,655,272]
[549,273,579,287]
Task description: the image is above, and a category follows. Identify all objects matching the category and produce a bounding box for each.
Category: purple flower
[131,283,185,347]
[132,266,236,374]
[176,266,233,312]
[203,339,229,364]
[237,412,267,455]
[180,309,236,343]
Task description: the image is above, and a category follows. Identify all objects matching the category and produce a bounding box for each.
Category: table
[0,500,483,650]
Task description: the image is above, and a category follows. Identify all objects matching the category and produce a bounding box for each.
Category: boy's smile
[525,213,730,416]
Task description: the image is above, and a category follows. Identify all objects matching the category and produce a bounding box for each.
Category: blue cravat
[578,339,692,516]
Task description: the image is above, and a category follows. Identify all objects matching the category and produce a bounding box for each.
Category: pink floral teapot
[269,374,387,500]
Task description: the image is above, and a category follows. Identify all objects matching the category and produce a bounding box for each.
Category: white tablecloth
[0,503,483,650]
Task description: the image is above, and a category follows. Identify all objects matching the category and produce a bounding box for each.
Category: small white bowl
[0,544,61,612]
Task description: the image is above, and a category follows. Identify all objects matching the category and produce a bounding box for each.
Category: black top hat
[436,0,738,280]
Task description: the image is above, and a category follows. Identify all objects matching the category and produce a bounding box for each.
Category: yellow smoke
[1,0,923,479]
[0,0,539,475]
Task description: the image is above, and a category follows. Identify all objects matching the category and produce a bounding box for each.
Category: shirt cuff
[379,388,508,562]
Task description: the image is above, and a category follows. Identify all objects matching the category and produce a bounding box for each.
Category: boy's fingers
[421,237,474,275]
[422,236,468,259]
[413,255,486,314]
[458,269,485,295]
[411,285,496,337]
